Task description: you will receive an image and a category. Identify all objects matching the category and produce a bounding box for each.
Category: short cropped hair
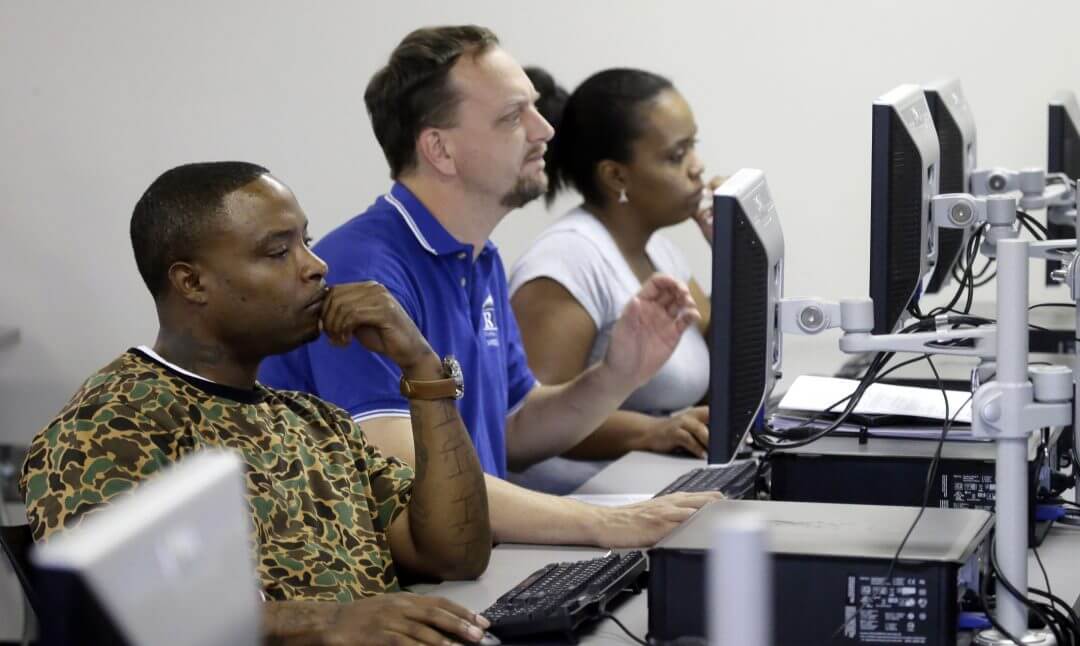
[130,161,269,298]
[364,25,500,178]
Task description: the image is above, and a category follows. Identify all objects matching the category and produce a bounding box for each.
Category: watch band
[399,355,464,401]
[399,375,459,400]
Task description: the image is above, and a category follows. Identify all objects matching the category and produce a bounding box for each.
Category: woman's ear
[596,160,629,203]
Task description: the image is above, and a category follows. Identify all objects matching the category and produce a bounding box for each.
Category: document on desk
[768,413,980,440]
[777,375,974,426]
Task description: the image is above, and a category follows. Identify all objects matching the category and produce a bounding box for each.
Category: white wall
[1,0,1079,638]
[2,0,1078,445]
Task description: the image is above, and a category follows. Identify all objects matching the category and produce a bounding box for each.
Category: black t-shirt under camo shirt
[21,348,415,602]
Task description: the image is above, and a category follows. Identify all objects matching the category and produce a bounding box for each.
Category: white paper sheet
[777,375,974,423]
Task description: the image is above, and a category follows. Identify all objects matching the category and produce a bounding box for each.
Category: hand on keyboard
[266,593,491,646]
[483,551,648,640]
[641,406,709,458]
[588,491,723,547]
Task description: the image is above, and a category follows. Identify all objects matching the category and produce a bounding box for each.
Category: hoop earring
[618,188,629,204]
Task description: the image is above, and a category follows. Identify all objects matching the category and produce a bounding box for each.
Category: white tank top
[509,207,710,414]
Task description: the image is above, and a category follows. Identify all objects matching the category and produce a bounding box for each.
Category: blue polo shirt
[258,183,538,478]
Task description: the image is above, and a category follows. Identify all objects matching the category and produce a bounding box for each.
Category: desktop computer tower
[648,500,992,646]
[768,433,1054,543]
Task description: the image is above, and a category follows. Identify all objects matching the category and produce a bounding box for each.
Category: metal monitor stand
[778,196,1076,643]
[780,239,1074,644]
[972,238,1072,645]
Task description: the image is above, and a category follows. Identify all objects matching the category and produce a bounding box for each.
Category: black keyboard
[654,460,757,498]
[483,551,647,640]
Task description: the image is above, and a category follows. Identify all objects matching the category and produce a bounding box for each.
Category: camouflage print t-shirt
[20,348,414,602]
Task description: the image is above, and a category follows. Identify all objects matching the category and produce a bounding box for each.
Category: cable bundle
[977,536,1080,645]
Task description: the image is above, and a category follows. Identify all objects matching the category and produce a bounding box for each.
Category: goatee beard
[500,175,547,209]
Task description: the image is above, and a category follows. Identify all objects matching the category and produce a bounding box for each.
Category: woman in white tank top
[507,67,725,494]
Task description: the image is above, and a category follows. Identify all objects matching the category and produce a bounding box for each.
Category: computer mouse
[478,631,502,646]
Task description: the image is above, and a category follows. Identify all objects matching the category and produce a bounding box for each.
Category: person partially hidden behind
[21,162,496,645]
[507,67,727,491]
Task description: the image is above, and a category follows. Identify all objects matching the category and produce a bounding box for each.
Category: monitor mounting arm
[778,298,996,357]
[931,193,1076,262]
[970,167,1078,226]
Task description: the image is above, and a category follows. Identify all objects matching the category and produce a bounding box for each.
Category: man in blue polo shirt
[260,24,720,547]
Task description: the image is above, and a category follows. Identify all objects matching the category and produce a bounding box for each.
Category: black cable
[1018,210,1050,236]
[1019,216,1047,242]
[929,223,988,318]
[1029,302,1077,311]
[963,227,991,312]
[991,534,1080,644]
[989,537,1074,645]
[1033,546,1052,606]
[760,314,993,451]
[1029,588,1079,646]
[973,269,999,288]
[1030,586,1080,635]
[971,256,995,280]
[1017,211,1048,240]
[763,353,931,443]
[599,611,648,645]
[866,354,934,382]
[753,352,893,450]
[829,357,964,642]
[978,559,1027,646]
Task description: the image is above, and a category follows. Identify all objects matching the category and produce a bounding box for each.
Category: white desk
[412,545,644,645]
[417,450,1080,644]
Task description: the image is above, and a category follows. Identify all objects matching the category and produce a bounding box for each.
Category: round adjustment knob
[950,201,974,226]
[798,306,826,333]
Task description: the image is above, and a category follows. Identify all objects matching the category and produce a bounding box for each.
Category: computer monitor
[1045,90,1080,283]
[32,449,261,646]
[923,79,976,294]
[869,84,941,334]
[709,168,784,464]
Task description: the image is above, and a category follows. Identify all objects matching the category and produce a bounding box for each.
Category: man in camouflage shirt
[22,162,494,645]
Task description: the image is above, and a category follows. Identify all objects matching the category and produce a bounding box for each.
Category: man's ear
[416,127,458,177]
[166,261,209,305]
[596,160,629,202]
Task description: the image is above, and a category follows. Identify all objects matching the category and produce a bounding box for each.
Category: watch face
[443,355,465,399]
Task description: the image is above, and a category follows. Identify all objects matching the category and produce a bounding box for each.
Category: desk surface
[417,450,1080,644]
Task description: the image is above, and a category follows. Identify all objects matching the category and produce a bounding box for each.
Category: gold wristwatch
[399,355,464,400]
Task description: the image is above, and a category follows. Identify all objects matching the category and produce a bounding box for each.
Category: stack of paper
[771,375,980,441]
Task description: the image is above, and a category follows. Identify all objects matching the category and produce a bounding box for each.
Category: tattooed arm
[386,360,491,580]
[321,282,491,581]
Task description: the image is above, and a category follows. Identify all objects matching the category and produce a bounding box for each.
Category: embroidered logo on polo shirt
[481,292,500,347]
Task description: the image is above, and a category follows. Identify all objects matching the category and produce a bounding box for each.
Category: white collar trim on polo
[384,192,438,256]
